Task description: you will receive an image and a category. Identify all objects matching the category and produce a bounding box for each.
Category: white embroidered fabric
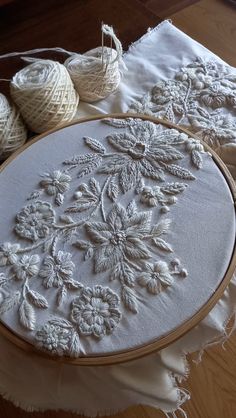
[0,20,236,418]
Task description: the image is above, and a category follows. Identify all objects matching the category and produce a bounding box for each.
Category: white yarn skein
[10,58,79,133]
[0,93,27,159]
[65,24,123,103]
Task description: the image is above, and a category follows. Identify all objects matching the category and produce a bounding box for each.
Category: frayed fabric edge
[192,309,236,364]
[0,311,235,417]
[124,20,172,57]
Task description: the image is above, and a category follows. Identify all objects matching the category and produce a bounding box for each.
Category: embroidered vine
[129,57,236,150]
[0,117,206,357]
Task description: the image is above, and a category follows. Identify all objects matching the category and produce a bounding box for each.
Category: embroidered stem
[100,176,111,222]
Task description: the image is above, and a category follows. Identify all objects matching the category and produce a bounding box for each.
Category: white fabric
[0,20,236,417]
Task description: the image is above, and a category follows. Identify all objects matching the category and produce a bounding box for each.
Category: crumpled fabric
[0,20,235,417]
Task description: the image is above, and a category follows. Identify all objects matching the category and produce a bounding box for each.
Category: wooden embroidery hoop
[0,113,236,366]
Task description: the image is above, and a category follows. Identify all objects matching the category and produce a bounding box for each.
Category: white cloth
[0,20,236,417]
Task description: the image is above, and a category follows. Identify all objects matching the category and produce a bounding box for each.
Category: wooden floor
[0,0,236,417]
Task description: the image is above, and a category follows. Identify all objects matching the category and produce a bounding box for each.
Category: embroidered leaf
[160,182,187,195]
[61,227,77,243]
[68,331,81,357]
[64,279,83,290]
[27,290,49,309]
[19,299,36,330]
[55,193,64,206]
[98,155,129,174]
[84,247,94,261]
[49,318,73,329]
[165,164,195,180]
[191,150,203,169]
[77,155,102,178]
[0,292,20,315]
[65,202,95,213]
[151,146,183,162]
[43,236,54,252]
[73,240,90,250]
[59,215,74,224]
[27,190,42,200]
[151,219,171,236]
[84,137,106,154]
[63,153,95,166]
[140,159,165,180]
[0,273,7,287]
[126,200,137,217]
[135,177,145,194]
[119,163,137,192]
[198,107,210,118]
[107,178,119,202]
[112,262,135,287]
[57,285,67,307]
[89,178,101,195]
[103,117,136,128]
[152,238,173,252]
[121,286,138,313]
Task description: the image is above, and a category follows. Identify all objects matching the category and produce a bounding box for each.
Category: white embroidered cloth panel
[0,20,235,418]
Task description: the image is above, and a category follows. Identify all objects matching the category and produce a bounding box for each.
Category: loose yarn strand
[0,47,73,61]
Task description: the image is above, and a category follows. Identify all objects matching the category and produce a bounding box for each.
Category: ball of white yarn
[65,47,121,103]
[10,59,79,133]
[0,93,27,159]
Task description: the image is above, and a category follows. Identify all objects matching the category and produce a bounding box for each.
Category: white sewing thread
[10,58,79,133]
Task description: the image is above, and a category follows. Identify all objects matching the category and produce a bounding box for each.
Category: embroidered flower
[0,243,20,266]
[199,86,227,109]
[151,80,187,107]
[138,261,174,294]
[71,285,121,338]
[189,112,236,148]
[12,254,40,281]
[35,318,80,357]
[185,138,204,152]
[40,170,71,196]
[15,201,55,242]
[140,185,178,210]
[85,203,151,273]
[39,250,75,288]
[99,120,195,190]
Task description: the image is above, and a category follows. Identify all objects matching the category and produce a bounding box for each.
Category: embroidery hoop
[0,113,235,366]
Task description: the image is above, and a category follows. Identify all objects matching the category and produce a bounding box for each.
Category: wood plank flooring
[0,0,236,417]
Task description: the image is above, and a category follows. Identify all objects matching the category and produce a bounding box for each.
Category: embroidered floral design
[39,170,71,205]
[0,117,194,355]
[129,57,236,150]
[100,119,195,188]
[75,201,178,313]
[189,111,236,148]
[71,285,121,338]
[138,261,174,294]
[0,243,20,266]
[85,203,151,273]
[40,170,71,196]
[35,318,81,357]
[199,85,227,109]
[65,178,100,213]
[39,251,74,288]
[12,254,40,281]
[15,201,55,241]
[140,183,187,212]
